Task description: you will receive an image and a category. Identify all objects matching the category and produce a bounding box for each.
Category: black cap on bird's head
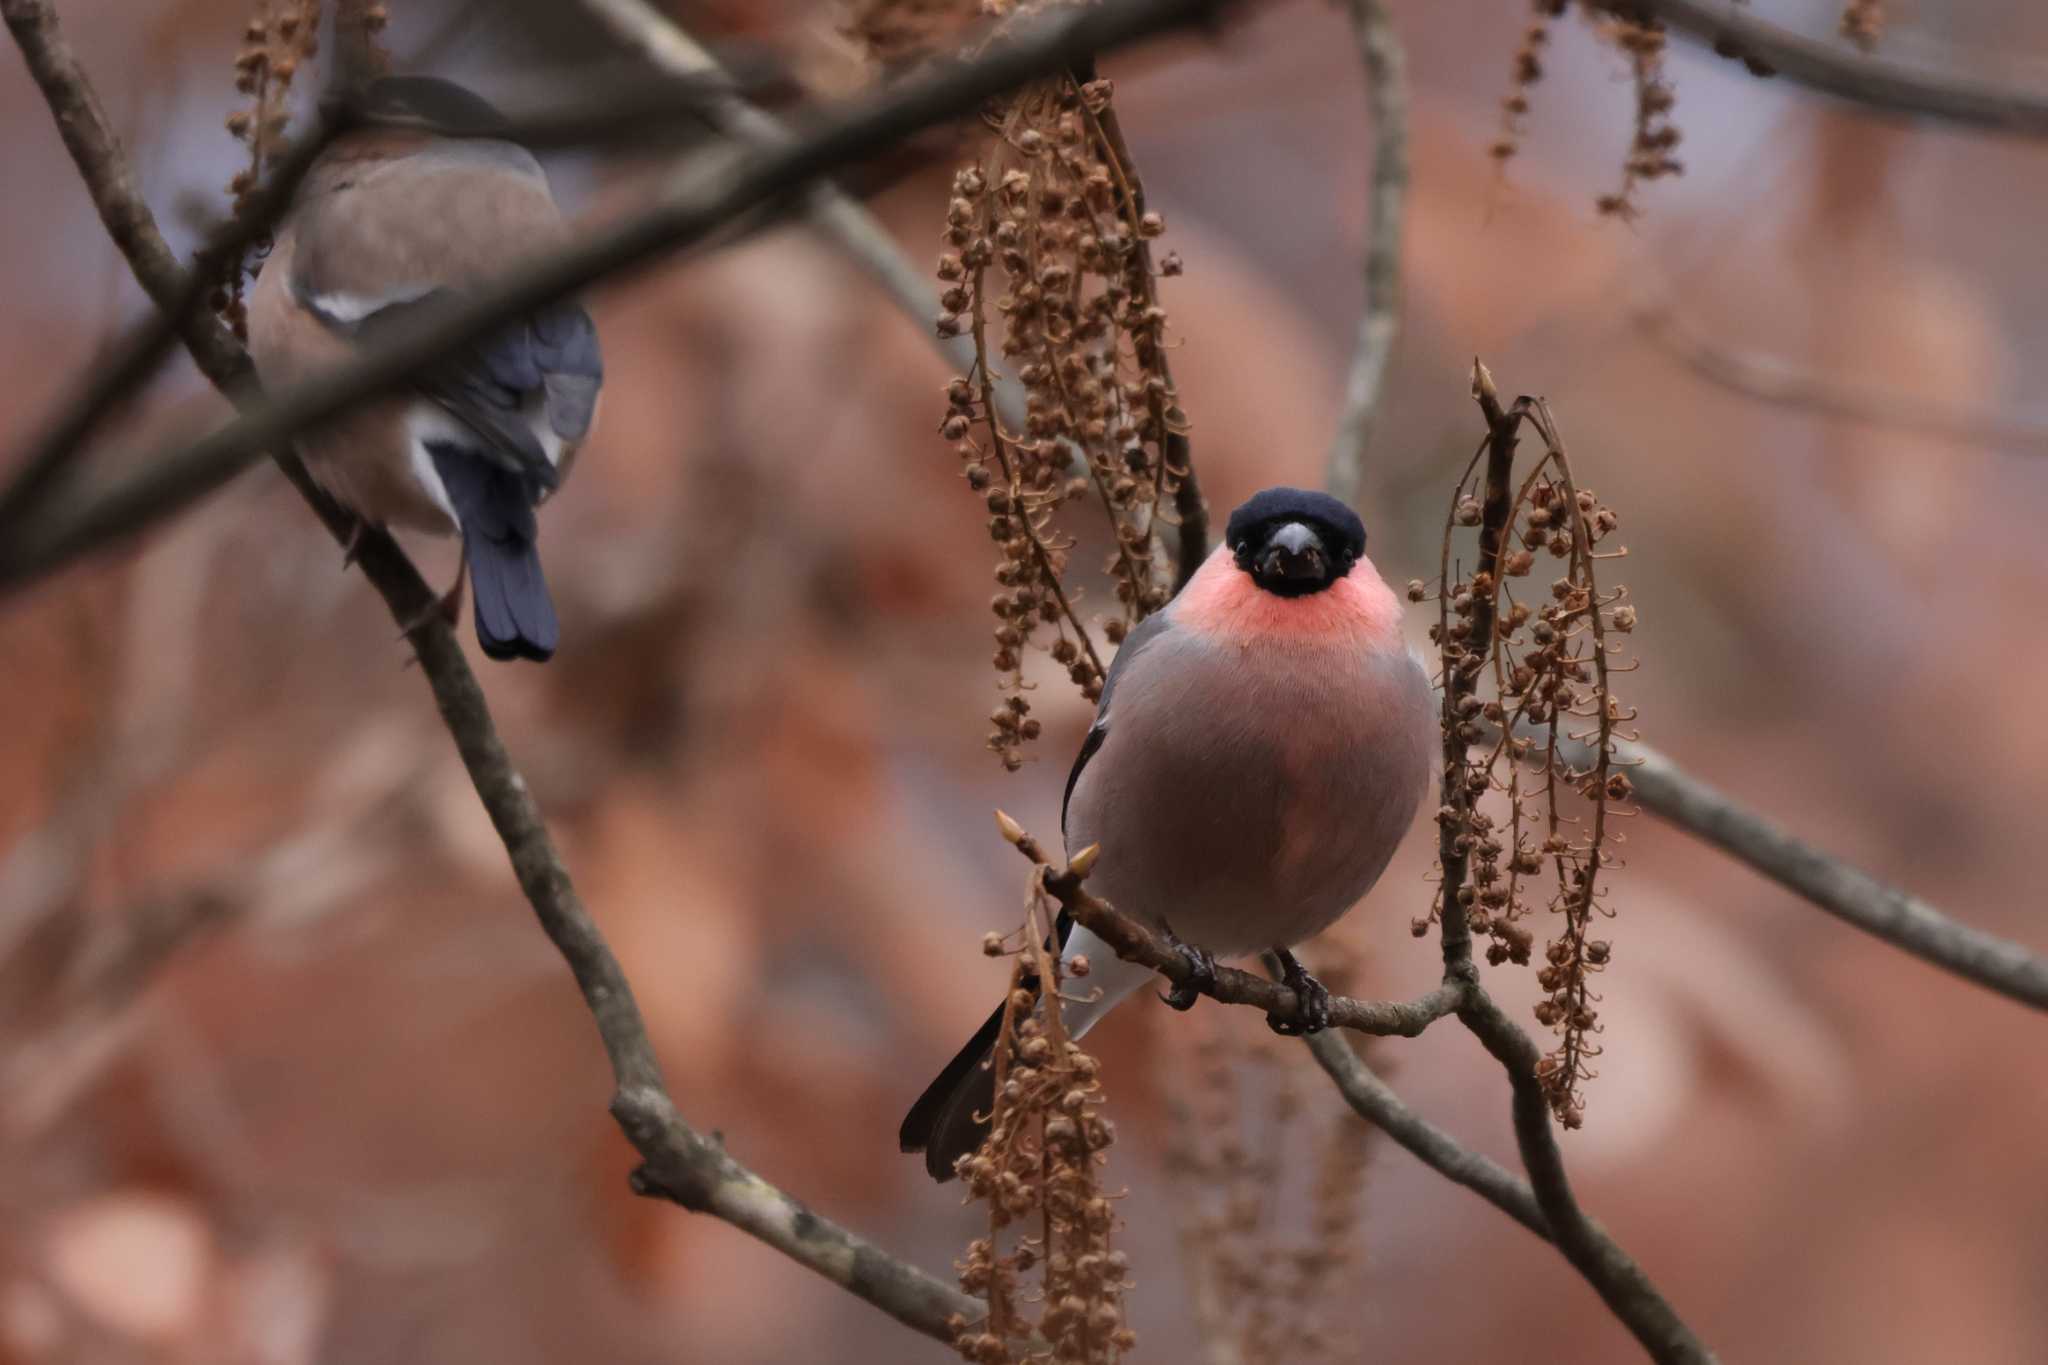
[1225,487,1367,597]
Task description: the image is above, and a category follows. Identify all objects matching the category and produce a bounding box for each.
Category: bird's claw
[1158,939,1217,1012]
[395,564,467,639]
[1266,951,1332,1036]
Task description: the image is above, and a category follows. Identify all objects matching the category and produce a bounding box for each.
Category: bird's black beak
[1256,521,1327,583]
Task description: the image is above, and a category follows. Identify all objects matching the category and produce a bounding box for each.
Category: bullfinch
[247,76,603,662]
[901,488,1435,1180]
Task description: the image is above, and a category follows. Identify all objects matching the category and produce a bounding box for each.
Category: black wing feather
[306,288,601,484]
[899,909,1074,1181]
[1060,609,1172,836]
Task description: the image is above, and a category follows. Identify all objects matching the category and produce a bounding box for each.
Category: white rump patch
[306,284,435,328]
[404,405,468,525]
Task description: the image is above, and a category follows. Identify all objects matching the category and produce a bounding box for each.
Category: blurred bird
[247,76,603,662]
[901,488,1435,1180]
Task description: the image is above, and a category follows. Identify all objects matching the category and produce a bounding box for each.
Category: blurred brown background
[5,1,2048,1361]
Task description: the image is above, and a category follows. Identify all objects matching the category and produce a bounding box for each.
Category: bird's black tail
[899,1000,1007,1182]
[429,443,558,662]
[902,910,1074,1182]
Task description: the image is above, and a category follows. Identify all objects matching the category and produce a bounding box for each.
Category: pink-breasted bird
[901,488,1434,1180]
[247,76,603,662]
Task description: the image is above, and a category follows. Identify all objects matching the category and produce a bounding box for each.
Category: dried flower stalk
[1417,380,1639,1127]
[875,2,1186,769]
[217,0,321,338]
[1163,986,1376,1365]
[952,818,1134,1364]
[1490,2,1684,219]
[1840,0,1885,51]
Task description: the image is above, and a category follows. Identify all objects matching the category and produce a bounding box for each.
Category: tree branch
[1635,288,2048,451]
[0,0,1229,594]
[1323,0,1406,508]
[0,0,259,524]
[1033,857,1460,1037]
[573,0,1028,434]
[1420,373,1713,1365]
[4,3,1007,1343]
[1625,0,2048,136]
[1604,733,2048,1011]
[1455,985,1713,1364]
[1301,1029,1548,1240]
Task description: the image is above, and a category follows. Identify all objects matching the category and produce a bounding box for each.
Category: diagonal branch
[1623,0,2048,136]
[574,0,1028,434]
[1455,984,1712,1363]
[1301,1029,1548,1240]
[0,0,259,524]
[1323,0,1407,508]
[0,0,1229,594]
[4,1,1009,1343]
[1595,732,2048,1011]
[1032,854,1460,1038]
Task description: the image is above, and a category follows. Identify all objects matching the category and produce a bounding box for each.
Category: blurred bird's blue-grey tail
[428,443,558,662]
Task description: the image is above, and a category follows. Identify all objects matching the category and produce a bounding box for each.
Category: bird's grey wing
[1061,608,1174,837]
[285,146,599,483]
[302,288,602,489]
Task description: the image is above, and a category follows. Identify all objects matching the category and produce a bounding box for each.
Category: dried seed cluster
[952,894,1133,1364]
[1163,1008,1375,1365]
[217,0,324,337]
[1594,16,1680,219]
[1421,394,1639,1128]
[842,0,979,67]
[1489,2,1684,219]
[1839,0,1886,50]
[935,61,1186,766]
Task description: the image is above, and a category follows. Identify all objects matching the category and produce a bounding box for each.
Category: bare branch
[1301,1029,1548,1241]
[0,0,1229,593]
[5,4,997,1342]
[394,578,980,1342]
[1037,860,1461,1037]
[0,0,257,523]
[1602,733,2048,1012]
[1455,987,1714,1364]
[1636,290,2048,451]
[1324,0,1407,507]
[575,0,1028,434]
[1625,0,2048,136]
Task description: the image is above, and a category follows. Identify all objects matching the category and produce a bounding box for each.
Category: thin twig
[573,0,1028,434]
[1623,0,2048,136]
[2,3,1004,1343]
[0,0,262,524]
[1039,862,1462,1037]
[1324,0,1407,508]
[0,0,1231,593]
[1301,1029,1548,1240]
[1635,289,2048,451]
[1455,986,1712,1363]
[1602,733,2048,1011]
[1075,57,1208,590]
